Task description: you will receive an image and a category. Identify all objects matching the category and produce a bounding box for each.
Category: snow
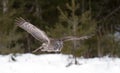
[0,53,120,73]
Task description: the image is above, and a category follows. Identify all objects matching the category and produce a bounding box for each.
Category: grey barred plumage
[15,17,94,53]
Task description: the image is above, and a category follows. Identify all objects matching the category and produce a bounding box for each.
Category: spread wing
[15,17,50,43]
[61,35,94,42]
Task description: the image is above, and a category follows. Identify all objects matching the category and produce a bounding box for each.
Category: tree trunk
[2,0,8,13]
[72,0,79,65]
[27,34,31,52]
[35,0,42,20]
[97,35,103,57]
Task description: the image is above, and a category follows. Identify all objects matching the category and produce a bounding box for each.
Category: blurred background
[0,0,120,57]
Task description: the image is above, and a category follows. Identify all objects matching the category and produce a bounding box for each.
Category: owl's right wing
[15,17,50,43]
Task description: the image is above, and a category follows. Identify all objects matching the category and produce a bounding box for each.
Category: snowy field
[0,53,120,73]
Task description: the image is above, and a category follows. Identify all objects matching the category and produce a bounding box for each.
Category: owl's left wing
[61,35,94,42]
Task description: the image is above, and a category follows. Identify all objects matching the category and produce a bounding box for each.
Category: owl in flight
[15,17,93,53]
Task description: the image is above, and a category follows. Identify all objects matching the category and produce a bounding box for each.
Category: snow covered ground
[0,53,120,73]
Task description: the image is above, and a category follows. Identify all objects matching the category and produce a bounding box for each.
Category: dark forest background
[0,0,120,58]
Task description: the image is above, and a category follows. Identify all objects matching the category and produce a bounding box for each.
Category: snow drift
[0,53,120,73]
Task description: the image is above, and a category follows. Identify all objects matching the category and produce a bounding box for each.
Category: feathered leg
[32,46,43,53]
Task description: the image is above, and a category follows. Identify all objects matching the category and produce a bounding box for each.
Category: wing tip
[15,17,26,26]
